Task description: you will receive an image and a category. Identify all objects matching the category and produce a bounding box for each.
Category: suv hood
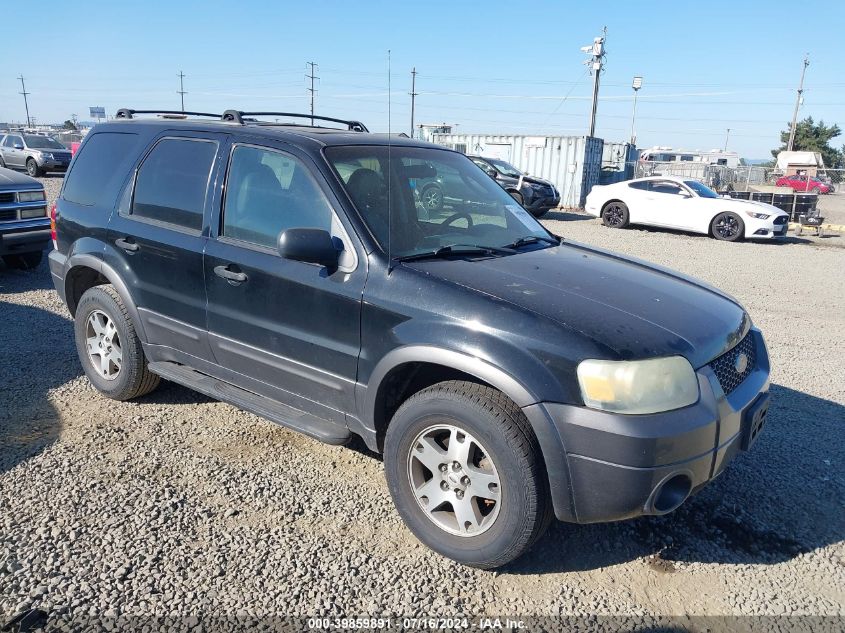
[404,242,747,368]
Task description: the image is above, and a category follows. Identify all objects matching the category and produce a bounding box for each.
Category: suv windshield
[488,159,522,178]
[24,135,65,150]
[326,146,553,259]
[683,180,720,199]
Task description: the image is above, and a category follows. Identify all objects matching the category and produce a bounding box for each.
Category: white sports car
[585,176,790,241]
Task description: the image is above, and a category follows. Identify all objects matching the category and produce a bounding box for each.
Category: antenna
[387,50,393,274]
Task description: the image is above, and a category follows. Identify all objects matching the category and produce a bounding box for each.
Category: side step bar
[148,361,351,445]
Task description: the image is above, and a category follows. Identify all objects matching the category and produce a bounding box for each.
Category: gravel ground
[0,176,843,627]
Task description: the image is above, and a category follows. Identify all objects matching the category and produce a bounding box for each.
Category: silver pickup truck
[0,167,50,269]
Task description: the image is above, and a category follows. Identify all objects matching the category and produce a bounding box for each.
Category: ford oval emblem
[734,352,749,374]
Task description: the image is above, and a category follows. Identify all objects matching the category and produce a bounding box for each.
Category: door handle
[214,265,247,283]
[115,237,139,252]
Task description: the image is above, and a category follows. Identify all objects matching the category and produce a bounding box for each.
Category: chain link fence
[631,161,844,193]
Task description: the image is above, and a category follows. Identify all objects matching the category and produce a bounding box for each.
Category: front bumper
[0,219,52,255]
[526,328,770,524]
[748,218,789,239]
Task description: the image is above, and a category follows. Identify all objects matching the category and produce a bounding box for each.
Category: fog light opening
[651,473,692,514]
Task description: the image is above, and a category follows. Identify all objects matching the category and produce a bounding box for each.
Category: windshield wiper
[502,235,560,249]
[395,243,515,263]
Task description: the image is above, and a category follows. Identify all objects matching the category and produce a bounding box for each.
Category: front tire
[74,285,160,401]
[509,191,524,206]
[601,201,630,228]
[421,185,444,212]
[711,212,744,241]
[2,251,43,270]
[384,381,551,569]
[26,159,43,178]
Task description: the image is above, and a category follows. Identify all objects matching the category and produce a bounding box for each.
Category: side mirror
[485,168,498,178]
[278,228,340,268]
[13,143,23,150]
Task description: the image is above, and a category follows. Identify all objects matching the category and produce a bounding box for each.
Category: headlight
[20,207,47,219]
[38,152,53,160]
[744,211,770,220]
[576,356,699,414]
[18,190,45,202]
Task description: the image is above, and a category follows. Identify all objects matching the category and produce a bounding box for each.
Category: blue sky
[2,0,843,158]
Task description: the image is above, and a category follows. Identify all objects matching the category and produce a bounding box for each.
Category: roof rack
[115,108,223,120]
[221,110,369,132]
[114,108,369,133]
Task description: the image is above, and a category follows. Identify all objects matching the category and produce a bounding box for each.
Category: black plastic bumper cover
[528,328,771,524]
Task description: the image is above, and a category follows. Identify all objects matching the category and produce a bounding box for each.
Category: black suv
[468,155,560,217]
[50,109,771,568]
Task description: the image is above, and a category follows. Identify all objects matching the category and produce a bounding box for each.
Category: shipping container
[600,141,638,185]
[430,133,604,209]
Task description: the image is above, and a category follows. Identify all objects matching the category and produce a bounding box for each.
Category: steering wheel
[441,212,473,228]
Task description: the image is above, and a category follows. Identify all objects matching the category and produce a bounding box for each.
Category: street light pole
[787,55,809,151]
[630,76,642,145]
[724,128,731,152]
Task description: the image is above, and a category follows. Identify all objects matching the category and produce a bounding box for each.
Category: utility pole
[177,71,187,112]
[582,28,606,138]
[18,75,31,128]
[787,55,809,151]
[306,61,319,125]
[630,76,642,145]
[409,67,418,139]
[724,128,731,152]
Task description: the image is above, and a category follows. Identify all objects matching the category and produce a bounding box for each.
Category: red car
[775,174,832,194]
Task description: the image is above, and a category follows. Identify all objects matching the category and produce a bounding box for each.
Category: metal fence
[630,162,843,193]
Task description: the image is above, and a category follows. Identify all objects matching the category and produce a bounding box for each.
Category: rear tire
[811,187,821,194]
[509,191,524,206]
[710,212,744,242]
[74,284,160,401]
[26,159,43,178]
[601,201,630,228]
[384,380,552,569]
[2,251,43,270]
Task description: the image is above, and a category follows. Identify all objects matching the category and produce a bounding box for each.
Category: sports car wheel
[601,201,629,228]
[711,212,744,242]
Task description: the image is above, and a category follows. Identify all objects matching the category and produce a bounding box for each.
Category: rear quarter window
[62,132,141,207]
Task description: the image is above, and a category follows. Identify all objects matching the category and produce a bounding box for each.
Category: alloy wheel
[407,424,502,537]
[714,214,740,239]
[422,187,442,210]
[85,310,123,380]
[604,203,625,227]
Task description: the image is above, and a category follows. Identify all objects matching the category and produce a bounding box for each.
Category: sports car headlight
[744,211,770,220]
[577,356,699,414]
[18,190,45,202]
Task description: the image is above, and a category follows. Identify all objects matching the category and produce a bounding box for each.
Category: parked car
[775,174,832,194]
[0,133,73,177]
[0,167,50,269]
[50,109,771,568]
[585,176,789,241]
[468,155,560,218]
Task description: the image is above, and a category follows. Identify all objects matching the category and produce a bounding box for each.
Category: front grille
[0,209,18,222]
[709,333,756,395]
[0,192,14,204]
[773,216,787,225]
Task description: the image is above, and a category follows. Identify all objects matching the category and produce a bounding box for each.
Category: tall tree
[62,119,77,131]
[772,117,843,167]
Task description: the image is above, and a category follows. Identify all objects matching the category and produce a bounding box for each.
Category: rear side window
[131,138,217,231]
[62,132,140,206]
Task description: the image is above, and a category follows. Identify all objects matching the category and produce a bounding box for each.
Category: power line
[306,61,319,125]
[177,71,187,112]
[18,75,31,127]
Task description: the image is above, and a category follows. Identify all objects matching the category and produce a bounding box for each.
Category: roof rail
[115,108,223,120]
[221,110,368,132]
